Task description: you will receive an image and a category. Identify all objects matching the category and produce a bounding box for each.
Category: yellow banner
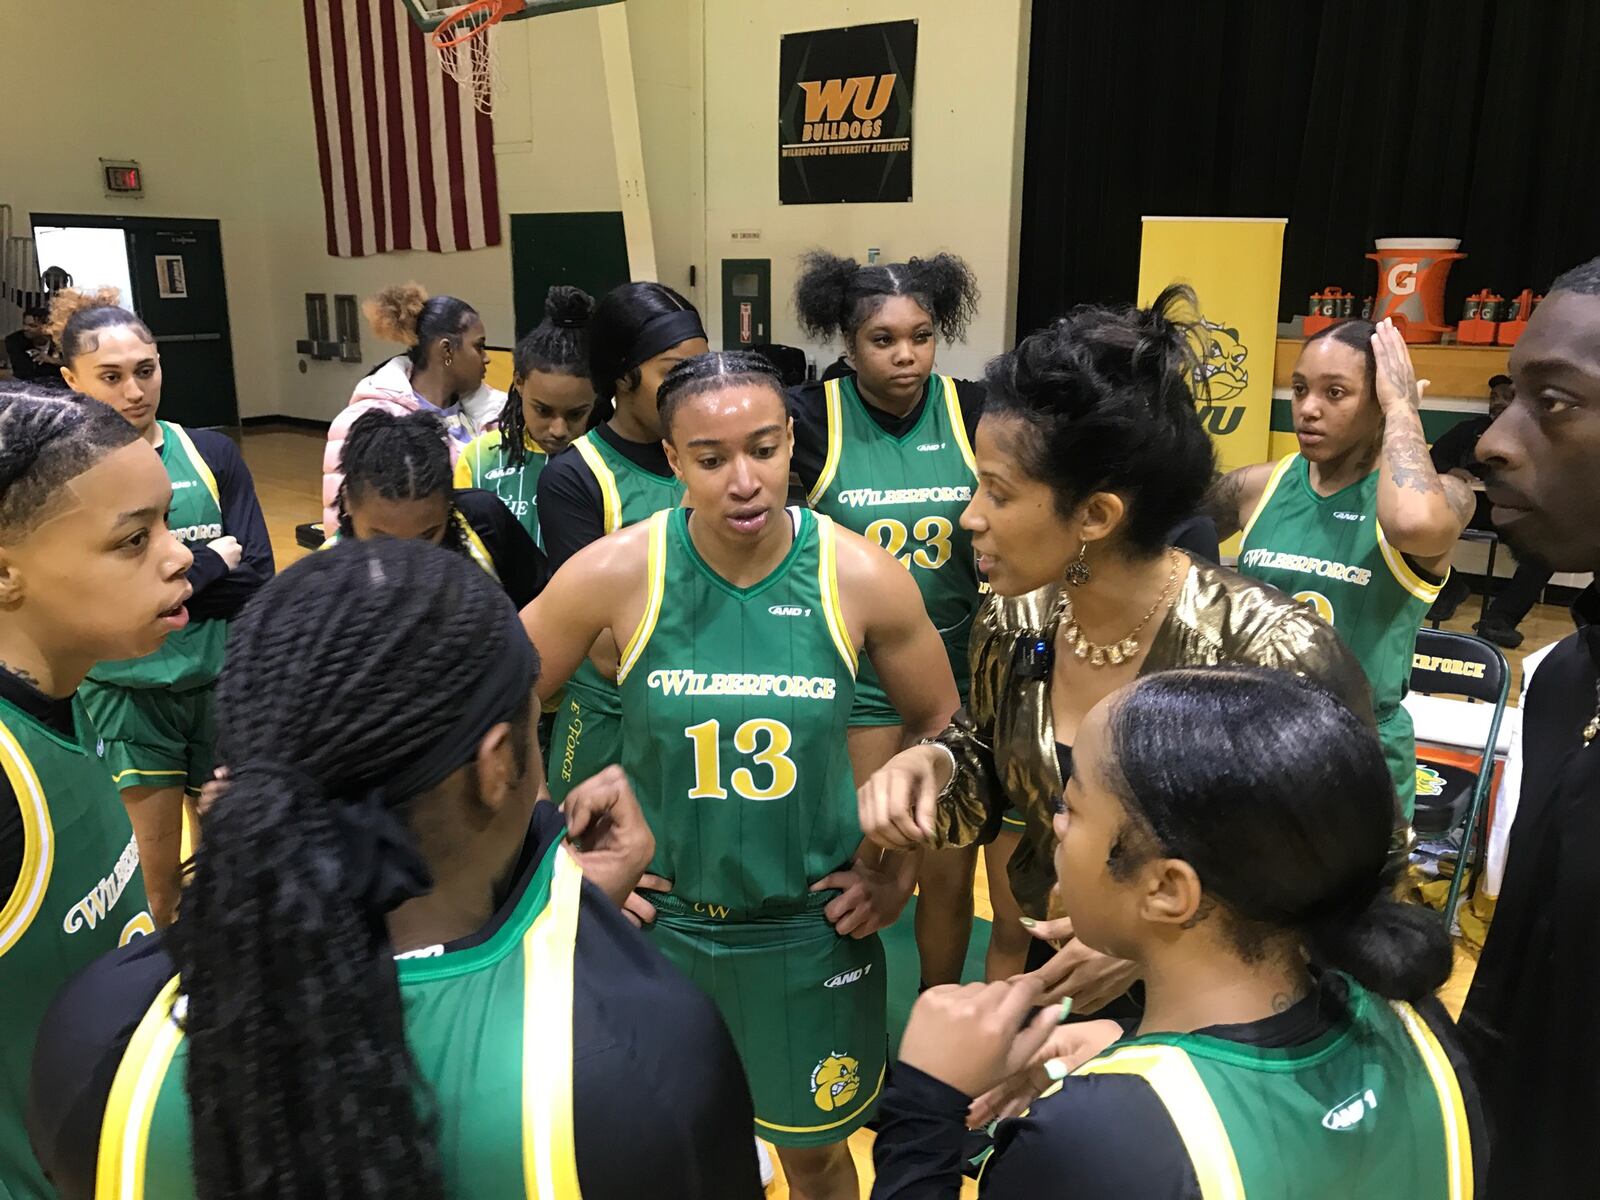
[1137,217,1285,476]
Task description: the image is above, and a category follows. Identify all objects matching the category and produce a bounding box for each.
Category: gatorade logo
[1387,263,1419,296]
[1322,1088,1379,1131]
[1295,590,1336,625]
[823,963,873,989]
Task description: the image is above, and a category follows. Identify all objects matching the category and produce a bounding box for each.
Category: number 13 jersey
[618,507,859,911]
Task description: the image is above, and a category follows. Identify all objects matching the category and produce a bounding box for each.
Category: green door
[510,212,630,338]
[721,258,771,350]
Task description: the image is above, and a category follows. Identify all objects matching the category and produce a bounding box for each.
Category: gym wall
[2,0,1029,420]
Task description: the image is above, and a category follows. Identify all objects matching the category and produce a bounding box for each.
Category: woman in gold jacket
[859,286,1374,1013]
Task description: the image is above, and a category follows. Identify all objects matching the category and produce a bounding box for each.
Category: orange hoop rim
[429,0,527,49]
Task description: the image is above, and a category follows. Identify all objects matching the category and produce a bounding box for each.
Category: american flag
[301,0,502,256]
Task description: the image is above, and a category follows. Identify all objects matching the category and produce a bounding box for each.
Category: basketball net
[430,0,526,114]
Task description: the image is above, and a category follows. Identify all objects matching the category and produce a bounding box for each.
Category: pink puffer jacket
[320,356,505,530]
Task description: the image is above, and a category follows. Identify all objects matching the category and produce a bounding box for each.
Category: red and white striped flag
[302,0,502,257]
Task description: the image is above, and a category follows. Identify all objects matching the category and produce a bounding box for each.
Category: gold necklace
[1059,552,1182,668]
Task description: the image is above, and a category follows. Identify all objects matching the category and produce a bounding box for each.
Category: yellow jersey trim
[755,1063,885,1134]
[1375,521,1446,603]
[96,976,184,1200]
[1076,1044,1246,1200]
[1239,454,1297,544]
[521,846,584,1199]
[455,511,501,581]
[806,378,845,505]
[814,514,859,677]
[940,375,978,475]
[0,717,54,957]
[615,510,669,685]
[573,435,622,534]
[167,424,220,509]
[1393,1001,1473,1200]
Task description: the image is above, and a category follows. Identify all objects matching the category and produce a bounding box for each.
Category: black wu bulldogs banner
[779,20,917,204]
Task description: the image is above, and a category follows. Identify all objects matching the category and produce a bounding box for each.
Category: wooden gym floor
[243,427,1571,1197]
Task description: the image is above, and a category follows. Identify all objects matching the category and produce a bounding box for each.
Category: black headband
[620,308,707,377]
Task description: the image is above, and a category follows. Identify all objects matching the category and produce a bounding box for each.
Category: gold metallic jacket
[932,560,1376,918]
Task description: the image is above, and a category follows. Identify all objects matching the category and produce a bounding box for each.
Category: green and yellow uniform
[455,429,547,547]
[806,374,981,725]
[1238,455,1444,817]
[93,839,587,1200]
[1051,976,1474,1197]
[619,506,884,1146]
[1,689,152,1199]
[547,431,683,805]
[79,423,228,797]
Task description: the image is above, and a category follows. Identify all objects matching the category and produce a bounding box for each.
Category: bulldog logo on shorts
[809,1053,861,1112]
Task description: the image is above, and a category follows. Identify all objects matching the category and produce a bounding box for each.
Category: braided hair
[336,409,463,552]
[499,285,594,468]
[0,381,140,539]
[169,539,535,1200]
[656,350,786,439]
[794,250,979,345]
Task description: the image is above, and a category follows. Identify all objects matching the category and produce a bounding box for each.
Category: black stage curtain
[1016,0,1600,336]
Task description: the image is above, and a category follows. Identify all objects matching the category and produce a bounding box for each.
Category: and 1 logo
[1322,1088,1379,1132]
[1294,590,1336,625]
[810,1053,861,1113]
[822,962,873,989]
[1415,765,1446,798]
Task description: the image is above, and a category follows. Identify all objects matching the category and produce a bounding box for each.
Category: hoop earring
[1063,542,1091,588]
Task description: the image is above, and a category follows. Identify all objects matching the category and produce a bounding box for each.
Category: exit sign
[101,159,143,197]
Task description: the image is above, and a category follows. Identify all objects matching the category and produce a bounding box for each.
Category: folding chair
[1408,628,1510,929]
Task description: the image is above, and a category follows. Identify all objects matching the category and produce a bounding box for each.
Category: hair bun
[45,286,124,342]
[544,285,594,330]
[364,282,430,347]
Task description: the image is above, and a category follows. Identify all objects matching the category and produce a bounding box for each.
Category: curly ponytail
[793,249,979,344]
[365,283,480,371]
[1105,668,1452,1003]
[46,286,154,366]
[169,540,533,1200]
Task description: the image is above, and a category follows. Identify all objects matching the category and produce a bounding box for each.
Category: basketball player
[28,540,762,1199]
[535,282,708,803]
[51,288,274,927]
[792,250,1029,986]
[1209,318,1472,817]
[523,352,958,1199]
[330,409,546,607]
[0,384,175,1199]
[455,285,596,547]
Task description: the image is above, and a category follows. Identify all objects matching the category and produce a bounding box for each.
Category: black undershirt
[871,972,1487,1197]
[0,666,79,907]
[536,423,675,573]
[453,487,549,608]
[28,800,762,1199]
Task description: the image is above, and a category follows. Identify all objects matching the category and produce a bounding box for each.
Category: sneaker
[1474,618,1523,649]
[756,1139,774,1189]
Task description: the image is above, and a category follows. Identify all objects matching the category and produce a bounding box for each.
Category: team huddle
[20,245,1596,1199]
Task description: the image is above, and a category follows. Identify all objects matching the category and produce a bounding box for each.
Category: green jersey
[807,375,981,706]
[95,839,587,1200]
[1238,455,1443,815]
[455,429,547,547]
[1,696,152,1199]
[562,430,685,721]
[1070,976,1473,1198]
[618,507,858,909]
[87,422,228,692]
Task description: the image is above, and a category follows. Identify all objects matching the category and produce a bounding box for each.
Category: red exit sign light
[101,159,143,196]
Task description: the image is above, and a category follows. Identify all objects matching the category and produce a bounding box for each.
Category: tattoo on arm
[0,660,41,688]
[1382,411,1446,496]
[1442,475,1477,528]
[1202,469,1248,539]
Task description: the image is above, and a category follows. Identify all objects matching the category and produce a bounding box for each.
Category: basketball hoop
[429,0,527,114]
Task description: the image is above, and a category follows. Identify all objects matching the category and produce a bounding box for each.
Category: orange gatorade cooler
[1366,237,1465,344]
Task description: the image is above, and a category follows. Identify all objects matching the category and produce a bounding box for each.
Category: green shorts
[546,678,623,806]
[1378,706,1417,822]
[78,680,216,796]
[848,620,973,728]
[648,891,887,1148]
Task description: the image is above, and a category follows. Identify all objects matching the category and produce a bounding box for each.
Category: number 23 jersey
[617,507,859,910]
